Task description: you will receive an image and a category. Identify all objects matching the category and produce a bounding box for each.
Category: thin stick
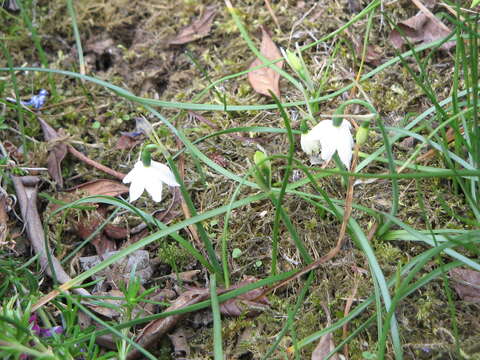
[264,0,281,31]
[67,144,125,180]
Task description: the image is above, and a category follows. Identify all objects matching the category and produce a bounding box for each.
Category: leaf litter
[248,26,284,97]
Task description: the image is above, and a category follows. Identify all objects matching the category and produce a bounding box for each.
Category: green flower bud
[356,122,370,146]
[253,150,271,190]
[141,144,158,167]
[285,49,303,74]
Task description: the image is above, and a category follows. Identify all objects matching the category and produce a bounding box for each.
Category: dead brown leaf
[76,216,117,255]
[389,11,455,51]
[312,333,339,360]
[169,6,217,45]
[0,193,9,247]
[168,327,191,359]
[450,268,480,302]
[38,117,67,188]
[68,179,129,197]
[80,250,153,292]
[115,134,142,150]
[311,305,339,360]
[126,276,269,360]
[87,289,125,318]
[220,276,270,317]
[248,26,283,97]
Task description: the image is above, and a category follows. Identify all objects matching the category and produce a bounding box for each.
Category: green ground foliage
[1,0,480,359]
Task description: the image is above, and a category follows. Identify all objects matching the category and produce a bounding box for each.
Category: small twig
[264,0,281,31]
[342,275,360,359]
[67,144,125,180]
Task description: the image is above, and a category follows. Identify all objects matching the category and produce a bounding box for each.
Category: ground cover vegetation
[1,0,480,359]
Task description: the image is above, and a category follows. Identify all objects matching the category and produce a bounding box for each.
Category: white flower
[123,160,179,202]
[300,119,354,168]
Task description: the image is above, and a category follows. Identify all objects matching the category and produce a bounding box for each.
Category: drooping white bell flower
[123,160,179,202]
[300,119,354,168]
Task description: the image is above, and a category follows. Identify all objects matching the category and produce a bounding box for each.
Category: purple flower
[29,313,63,337]
[21,89,49,109]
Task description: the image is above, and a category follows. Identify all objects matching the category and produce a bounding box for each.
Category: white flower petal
[128,176,146,202]
[150,161,180,186]
[300,133,319,155]
[122,161,142,184]
[144,177,163,202]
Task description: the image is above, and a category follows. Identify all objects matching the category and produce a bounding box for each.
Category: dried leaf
[311,305,339,360]
[115,134,142,150]
[127,288,210,360]
[38,118,67,188]
[450,268,480,302]
[76,216,117,255]
[248,26,283,97]
[311,333,339,360]
[69,179,129,197]
[168,327,190,359]
[11,176,90,297]
[356,43,383,66]
[389,11,455,51]
[80,250,153,292]
[220,276,270,317]
[160,270,201,283]
[87,289,124,318]
[126,277,269,360]
[169,6,217,45]
[0,193,9,246]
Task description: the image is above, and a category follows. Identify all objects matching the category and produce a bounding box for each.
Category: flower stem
[141,144,158,167]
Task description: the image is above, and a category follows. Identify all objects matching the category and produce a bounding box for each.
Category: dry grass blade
[248,26,283,97]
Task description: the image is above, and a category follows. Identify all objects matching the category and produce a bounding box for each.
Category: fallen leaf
[0,193,9,247]
[38,117,67,188]
[3,141,23,162]
[356,43,383,66]
[76,216,117,255]
[80,250,153,292]
[11,176,90,297]
[311,332,339,360]
[450,268,480,302]
[115,134,142,150]
[168,327,191,359]
[248,26,284,97]
[389,11,455,51]
[68,179,129,197]
[87,289,155,319]
[87,289,125,318]
[159,270,201,283]
[220,276,270,317]
[311,304,339,360]
[126,276,269,360]
[169,6,217,45]
[127,288,210,360]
